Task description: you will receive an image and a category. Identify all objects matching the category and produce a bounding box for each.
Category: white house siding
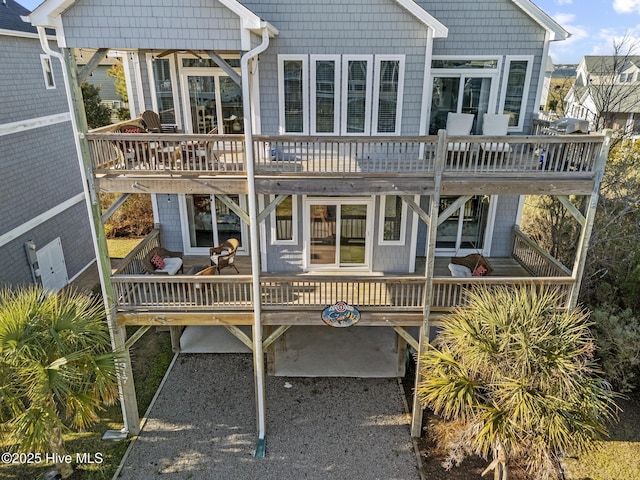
[0,32,94,286]
[61,0,242,50]
[242,0,430,135]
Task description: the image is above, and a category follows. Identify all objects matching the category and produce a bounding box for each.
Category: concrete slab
[180,325,252,353]
[271,326,405,378]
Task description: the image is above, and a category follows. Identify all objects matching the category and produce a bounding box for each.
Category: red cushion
[150,254,165,269]
[472,265,488,276]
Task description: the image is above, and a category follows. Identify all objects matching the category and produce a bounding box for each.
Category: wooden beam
[117,312,255,326]
[400,195,430,227]
[225,325,254,351]
[62,48,141,435]
[124,325,150,350]
[256,177,435,195]
[77,48,109,85]
[557,195,586,226]
[216,194,250,225]
[437,195,472,226]
[261,311,424,326]
[257,194,288,224]
[392,326,419,351]
[441,177,595,196]
[207,52,242,86]
[95,176,249,194]
[101,193,130,223]
[262,325,291,349]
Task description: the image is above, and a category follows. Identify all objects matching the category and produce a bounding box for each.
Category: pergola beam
[77,48,109,85]
[207,52,242,86]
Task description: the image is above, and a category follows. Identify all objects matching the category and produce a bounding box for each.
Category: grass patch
[0,328,174,479]
[107,237,143,259]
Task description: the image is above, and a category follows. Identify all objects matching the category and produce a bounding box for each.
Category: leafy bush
[591,304,640,393]
[101,193,154,238]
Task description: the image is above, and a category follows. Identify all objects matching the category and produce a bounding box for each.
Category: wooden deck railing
[86,130,605,176]
[111,229,161,275]
[512,226,573,277]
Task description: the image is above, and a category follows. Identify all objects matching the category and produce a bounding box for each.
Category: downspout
[36,27,134,435]
[241,25,270,456]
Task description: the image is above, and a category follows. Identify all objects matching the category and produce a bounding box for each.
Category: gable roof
[394,0,448,38]
[581,56,640,75]
[27,0,277,35]
[511,0,569,41]
[0,0,37,34]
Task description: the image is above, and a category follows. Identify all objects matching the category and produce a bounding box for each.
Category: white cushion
[480,142,511,153]
[155,257,183,275]
[482,113,510,136]
[446,113,475,135]
[447,142,470,152]
[448,263,472,277]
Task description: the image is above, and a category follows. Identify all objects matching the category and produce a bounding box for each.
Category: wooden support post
[169,327,182,353]
[61,48,140,436]
[410,129,446,437]
[568,131,611,309]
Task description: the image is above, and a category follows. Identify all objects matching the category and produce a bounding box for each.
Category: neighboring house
[0,0,94,292]
[27,0,610,448]
[76,48,127,121]
[565,55,640,134]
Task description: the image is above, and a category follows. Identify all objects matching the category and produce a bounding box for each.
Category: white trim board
[0,193,85,248]
[0,112,71,137]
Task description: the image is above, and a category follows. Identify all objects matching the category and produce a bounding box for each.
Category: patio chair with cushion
[450,253,493,276]
[445,112,475,153]
[479,113,511,153]
[209,238,240,274]
[141,110,178,133]
[143,247,184,275]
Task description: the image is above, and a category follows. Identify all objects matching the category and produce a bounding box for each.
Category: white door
[37,238,68,292]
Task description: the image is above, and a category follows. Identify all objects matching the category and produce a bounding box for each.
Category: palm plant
[0,286,120,478]
[417,285,619,480]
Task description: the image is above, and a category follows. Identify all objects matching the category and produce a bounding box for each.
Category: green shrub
[591,304,640,393]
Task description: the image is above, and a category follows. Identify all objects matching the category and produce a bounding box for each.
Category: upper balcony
[87,120,607,197]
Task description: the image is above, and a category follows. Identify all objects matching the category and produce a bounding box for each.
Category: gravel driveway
[116,353,422,480]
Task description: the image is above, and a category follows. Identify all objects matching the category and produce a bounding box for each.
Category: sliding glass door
[305,198,373,270]
[182,73,243,134]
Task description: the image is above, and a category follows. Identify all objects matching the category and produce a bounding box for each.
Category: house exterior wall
[243,0,430,135]
[155,194,184,252]
[423,0,546,134]
[61,0,241,50]
[0,32,94,287]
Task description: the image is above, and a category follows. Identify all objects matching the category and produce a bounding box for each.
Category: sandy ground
[116,353,422,480]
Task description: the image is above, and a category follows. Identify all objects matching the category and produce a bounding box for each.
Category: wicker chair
[143,247,184,275]
[209,238,240,274]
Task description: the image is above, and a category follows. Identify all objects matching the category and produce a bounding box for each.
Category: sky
[16,0,640,65]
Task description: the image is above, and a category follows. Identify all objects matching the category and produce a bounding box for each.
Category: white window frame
[428,56,502,134]
[372,55,405,135]
[278,55,309,134]
[310,55,341,135]
[434,195,498,257]
[499,55,534,132]
[146,53,182,130]
[40,54,55,89]
[303,196,374,271]
[341,55,373,136]
[270,195,298,245]
[378,195,407,245]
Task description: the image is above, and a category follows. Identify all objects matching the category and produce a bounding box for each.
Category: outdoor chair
[450,253,493,276]
[445,112,475,153]
[479,113,511,153]
[143,246,184,275]
[209,238,240,274]
[114,125,151,168]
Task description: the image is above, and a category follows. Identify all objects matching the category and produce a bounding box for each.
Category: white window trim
[278,55,309,134]
[40,54,55,89]
[434,195,498,257]
[341,55,373,136]
[372,55,405,135]
[310,55,341,135]
[499,55,534,132]
[146,53,182,130]
[270,195,298,245]
[430,55,502,75]
[378,195,408,245]
[302,196,374,271]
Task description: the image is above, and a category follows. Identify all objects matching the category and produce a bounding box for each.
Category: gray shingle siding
[156,194,184,252]
[490,195,520,256]
[0,202,94,288]
[0,123,84,236]
[0,36,68,125]
[62,0,241,50]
